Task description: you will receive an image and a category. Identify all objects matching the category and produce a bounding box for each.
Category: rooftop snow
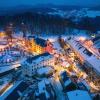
[0,63,20,73]
[37,79,55,100]
[37,66,54,75]
[64,79,72,87]
[38,79,50,95]
[38,80,46,94]
[67,90,92,100]
[86,56,100,73]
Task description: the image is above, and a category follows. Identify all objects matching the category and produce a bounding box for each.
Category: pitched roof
[28,36,47,47]
[35,37,47,47]
[67,90,92,100]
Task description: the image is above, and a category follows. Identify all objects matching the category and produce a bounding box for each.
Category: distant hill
[90,5,100,11]
[0,4,99,16]
[0,4,85,16]
[0,5,57,16]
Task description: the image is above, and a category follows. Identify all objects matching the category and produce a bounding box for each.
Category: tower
[5,23,14,42]
[21,22,27,38]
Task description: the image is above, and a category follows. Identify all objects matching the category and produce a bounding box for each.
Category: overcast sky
[0,0,100,7]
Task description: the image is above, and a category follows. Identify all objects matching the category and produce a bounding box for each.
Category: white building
[22,52,55,76]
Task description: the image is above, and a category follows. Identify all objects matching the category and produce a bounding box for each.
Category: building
[92,35,100,53]
[59,71,77,92]
[66,90,92,100]
[66,36,100,74]
[35,79,56,100]
[28,36,53,54]
[22,52,55,76]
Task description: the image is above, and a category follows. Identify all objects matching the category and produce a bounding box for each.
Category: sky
[0,0,100,8]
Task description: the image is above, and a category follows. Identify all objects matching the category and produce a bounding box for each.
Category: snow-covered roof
[93,37,100,49]
[64,79,72,87]
[37,67,54,75]
[28,36,47,47]
[67,90,92,100]
[38,80,46,94]
[86,56,100,73]
[0,63,20,73]
[37,79,53,99]
[95,43,100,49]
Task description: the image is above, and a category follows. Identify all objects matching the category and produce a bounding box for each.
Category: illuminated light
[78,37,86,41]
[15,67,18,70]
[37,49,41,53]
[91,34,95,38]
[2,84,13,95]
[21,22,24,25]
[0,32,6,37]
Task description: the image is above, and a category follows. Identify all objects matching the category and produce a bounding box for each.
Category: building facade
[28,36,53,54]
